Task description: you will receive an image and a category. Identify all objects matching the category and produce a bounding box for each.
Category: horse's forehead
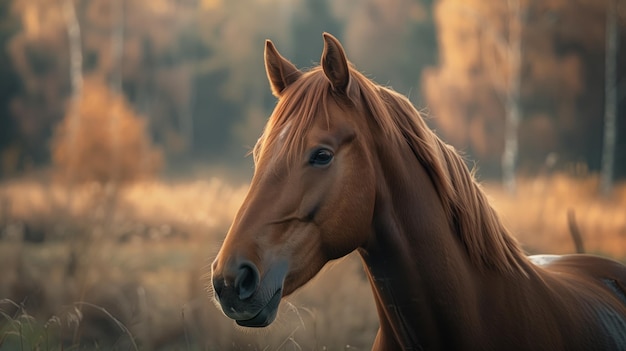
[281,96,350,137]
[278,120,293,142]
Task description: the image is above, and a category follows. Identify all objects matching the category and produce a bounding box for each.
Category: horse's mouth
[235,289,282,328]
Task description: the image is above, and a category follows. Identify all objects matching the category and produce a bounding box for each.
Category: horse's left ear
[265,40,302,97]
[321,33,350,93]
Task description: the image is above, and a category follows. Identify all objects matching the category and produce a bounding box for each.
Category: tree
[422,0,617,181]
[339,0,436,103]
[0,0,21,176]
[424,0,530,182]
[7,0,71,167]
[451,0,526,193]
[51,76,162,184]
[600,0,619,195]
[501,0,524,193]
[291,0,342,69]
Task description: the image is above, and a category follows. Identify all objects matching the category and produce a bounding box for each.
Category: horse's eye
[309,148,334,167]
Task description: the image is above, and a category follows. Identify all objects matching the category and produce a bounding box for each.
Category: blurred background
[0,0,624,350]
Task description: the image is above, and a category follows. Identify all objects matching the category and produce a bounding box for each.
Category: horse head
[211,33,376,327]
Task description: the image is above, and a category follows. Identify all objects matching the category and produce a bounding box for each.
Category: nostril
[212,277,225,300]
[235,262,260,300]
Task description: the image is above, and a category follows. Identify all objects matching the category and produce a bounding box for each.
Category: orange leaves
[422,0,619,176]
[52,76,162,184]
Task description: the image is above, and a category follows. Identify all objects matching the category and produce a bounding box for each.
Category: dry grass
[484,174,626,259]
[0,174,624,350]
[0,177,376,350]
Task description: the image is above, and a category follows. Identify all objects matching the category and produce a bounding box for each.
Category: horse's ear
[265,40,302,97]
[321,32,350,93]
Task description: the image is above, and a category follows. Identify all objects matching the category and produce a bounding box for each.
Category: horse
[210,33,626,350]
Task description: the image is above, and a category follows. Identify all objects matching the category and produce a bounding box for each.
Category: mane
[255,65,528,276]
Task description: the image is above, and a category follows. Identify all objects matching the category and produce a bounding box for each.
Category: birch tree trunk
[600,0,618,196]
[502,0,523,194]
[110,0,125,183]
[60,0,83,182]
[453,1,525,194]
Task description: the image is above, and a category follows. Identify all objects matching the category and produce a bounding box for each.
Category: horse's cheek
[323,164,375,259]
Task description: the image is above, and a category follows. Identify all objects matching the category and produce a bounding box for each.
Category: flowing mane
[255,64,527,276]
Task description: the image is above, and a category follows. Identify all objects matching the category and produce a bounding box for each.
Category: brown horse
[211,33,626,350]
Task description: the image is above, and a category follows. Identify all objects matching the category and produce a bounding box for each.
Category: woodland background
[0,0,625,350]
[0,0,624,183]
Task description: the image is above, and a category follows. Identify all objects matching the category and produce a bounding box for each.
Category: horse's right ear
[265,40,302,97]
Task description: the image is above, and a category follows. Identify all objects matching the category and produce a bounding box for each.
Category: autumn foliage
[423,0,626,177]
[51,76,162,183]
[2,0,624,181]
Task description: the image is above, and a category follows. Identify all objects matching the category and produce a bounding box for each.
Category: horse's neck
[358,145,486,349]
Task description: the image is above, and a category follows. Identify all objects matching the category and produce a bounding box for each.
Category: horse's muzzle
[233,288,282,327]
[212,258,288,327]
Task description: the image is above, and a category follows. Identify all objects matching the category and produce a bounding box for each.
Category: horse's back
[534,254,626,298]
[532,254,626,349]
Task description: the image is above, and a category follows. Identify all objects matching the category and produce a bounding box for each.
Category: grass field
[0,174,624,350]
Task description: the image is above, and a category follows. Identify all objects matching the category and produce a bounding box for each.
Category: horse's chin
[235,289,282,328]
